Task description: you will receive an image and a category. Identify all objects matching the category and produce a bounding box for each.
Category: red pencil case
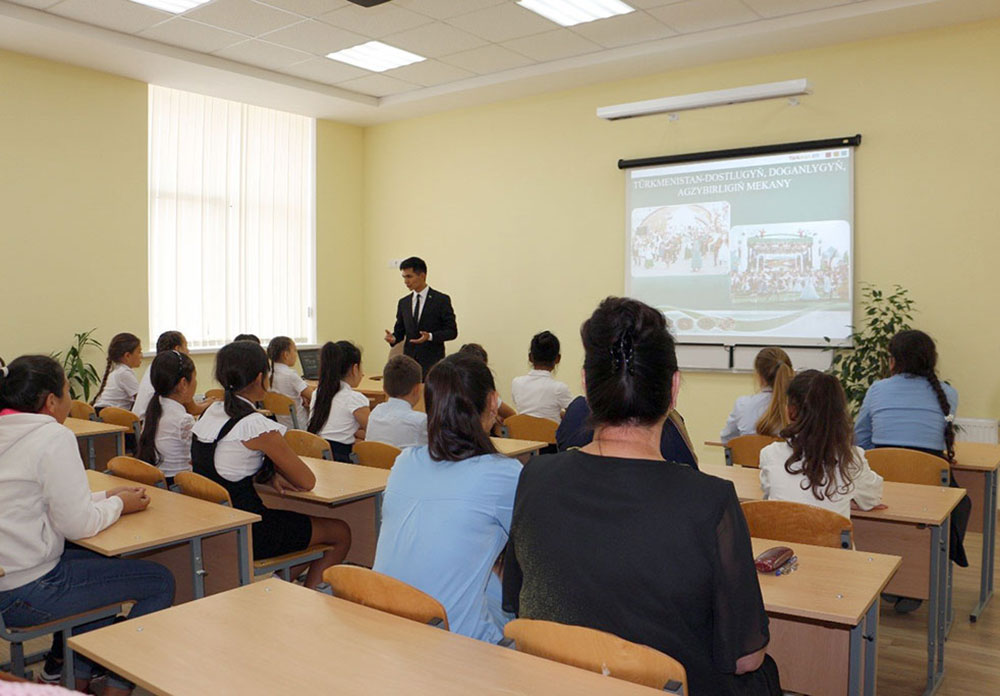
[754,546,794,573]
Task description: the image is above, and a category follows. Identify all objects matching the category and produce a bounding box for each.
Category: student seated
[511,330,573,422]
[503,297,780,695]
[308,341,370,463]
[720,347,793,444]
[759,370,883,519]
[133,331,215,418]
[192,342,351,587]
[137,350,198,484]
[457,343,516,427]
[267,336,314,430]
[0,355,174,695]
[373,354,521,643]
[92,332,143,410]
[366,355,427,449]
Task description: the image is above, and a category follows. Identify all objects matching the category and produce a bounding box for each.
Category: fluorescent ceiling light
[597,79,812,120]
[326,41,425,73]
[128,0,213,12]
[517,0,634,27]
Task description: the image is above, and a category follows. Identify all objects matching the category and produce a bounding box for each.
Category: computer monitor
[298,348,320,380]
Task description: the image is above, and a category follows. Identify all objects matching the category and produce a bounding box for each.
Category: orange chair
[504,414,559,445]
[725,434,781,468]
[351,441,402,470]
[98,407,142,455]
[864,447,949,486]
[106,456,167,488]
[741,500,853,549]
[69,400,97,421]
[323,565,449,629]
[284,429,333,460]
[262,392,299,429]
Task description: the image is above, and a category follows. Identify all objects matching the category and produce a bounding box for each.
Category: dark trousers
[327,440,354,463]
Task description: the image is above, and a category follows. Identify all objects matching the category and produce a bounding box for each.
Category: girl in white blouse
[92,332,143,410]
[308,341,370,463]
[759,370,883,519]
[137,350,198,482]
[267,336,314,430]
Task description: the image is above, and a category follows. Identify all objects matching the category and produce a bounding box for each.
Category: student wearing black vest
[385,257,458,379]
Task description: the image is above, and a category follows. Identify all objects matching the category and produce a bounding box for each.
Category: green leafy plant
[825,284,915,415]
[53,330,104,402]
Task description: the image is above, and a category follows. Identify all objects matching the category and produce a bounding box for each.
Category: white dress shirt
[271,362,309,429]
[132,367,155,418]
[95,363,139,410]
[191,397,286,482]
[153,397,196,477]
[720,389,773,444]
[511,370,573,422]
[309,382,370,444]
[367,398,428,449]
[411,287,431,340]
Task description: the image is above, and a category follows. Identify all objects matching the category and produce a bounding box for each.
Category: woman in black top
[503,297,780,695]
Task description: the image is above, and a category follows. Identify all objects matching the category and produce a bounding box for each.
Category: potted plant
[53,329,104,402]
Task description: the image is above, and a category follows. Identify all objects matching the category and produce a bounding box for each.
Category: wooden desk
[84,471,258,603]
[753,538,900,696]
[69,579,662,696]
[65,417,129,470]
[952,442,998,622]
[493,437,547,457]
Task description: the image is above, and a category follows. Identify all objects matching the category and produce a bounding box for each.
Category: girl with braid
[92,333,143,410]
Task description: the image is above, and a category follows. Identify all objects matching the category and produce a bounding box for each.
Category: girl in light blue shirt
[373,354,521,643]
[721,347,793,444]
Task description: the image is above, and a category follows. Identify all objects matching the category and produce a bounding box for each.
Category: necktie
[414,293,422,324]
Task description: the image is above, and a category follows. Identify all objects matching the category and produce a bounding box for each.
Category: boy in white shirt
[367,355,428,449]
[511,331,573,422]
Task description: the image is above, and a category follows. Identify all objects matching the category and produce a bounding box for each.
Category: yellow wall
[361,19,1000,462]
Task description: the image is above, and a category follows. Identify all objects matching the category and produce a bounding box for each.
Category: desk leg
[115,433,124,457]
[190,537,206,600]
[946,561,954,636]
[236,525,251,586]
[924,523,944,696]
[972,469,997,621]
[86,436,96,470]
[374,491,384,543]
[862,601,879,696]
[848,617,863,696]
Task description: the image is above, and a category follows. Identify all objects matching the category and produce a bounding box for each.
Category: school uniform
[510,370,573,422]
[191,399,311,559]
[720,389,773,444]
[759,442,883,519]
[271,362,310,430]
[132,367,155,418]
[309,382,369,462]
[94,363,139,410]
[151,397,195,478]
[366,398,428,449]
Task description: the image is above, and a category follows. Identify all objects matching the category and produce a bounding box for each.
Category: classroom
[2,0,1000,694]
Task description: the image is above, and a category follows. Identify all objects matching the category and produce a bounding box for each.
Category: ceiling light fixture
[517,0,634,27]
[127,0,213,13]
[326,41,426,73]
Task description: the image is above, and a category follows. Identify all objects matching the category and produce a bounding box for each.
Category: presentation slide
[625,147,854,346]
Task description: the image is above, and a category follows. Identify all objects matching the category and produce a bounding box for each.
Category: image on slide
[630,202,730,276]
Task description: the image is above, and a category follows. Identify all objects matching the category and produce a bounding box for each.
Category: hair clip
[0,366,8,377]
[945,414,955,423]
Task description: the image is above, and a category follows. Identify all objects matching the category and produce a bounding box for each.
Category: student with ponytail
[267,336,314,429]
[721,347,793,444]
[137,351,198,483]
[191,342,351,588]
[373,353,521,643]
[307,341,369,463]
[759,370,883,519]
[92,332,143,410]
[133,331,215,418]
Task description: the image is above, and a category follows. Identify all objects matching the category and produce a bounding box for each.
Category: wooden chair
[98,406,142,451]
[107,456,167,488]
[173,472,330,580]
[725,434,781,468]
[864,447,949,486]
[262,392,299,429]
[741,500,853,549]
[323,565,449,629]
[351,441,401,470]
[204,388,225,402]
[69,400,97,421]
[284,429,333,460]
[503,619,687,694]
[504,414,559,444]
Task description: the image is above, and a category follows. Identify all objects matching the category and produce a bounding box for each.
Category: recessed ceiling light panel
[326,41,426,73]
[128,0,213,13]
[517,0,635,27]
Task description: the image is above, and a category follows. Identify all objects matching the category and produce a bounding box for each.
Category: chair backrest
[726,434,781,468]
[864,447,949,486]
[262,392,298,428]
[174,471,232,506]
[107,456,167,488]
[741,500,853,549]
[284,429,333,460]
[503,619,687,694]
[204,388,225,402]
[504,414,559,444]
[323,566,449,629]
[98,406,142,442]
[69,400,97,421]
[352,441,402,470]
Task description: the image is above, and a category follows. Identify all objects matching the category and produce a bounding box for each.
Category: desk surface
[256,456,390,505]
[64,417,130,437]
[69,578,662,696]
[753,537,900,625]
[953,442,1000,472]
[701,464,967,526]
[493,437,548,457]
[82,471,259,556]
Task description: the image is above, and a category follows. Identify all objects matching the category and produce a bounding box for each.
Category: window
[148,85,316,349]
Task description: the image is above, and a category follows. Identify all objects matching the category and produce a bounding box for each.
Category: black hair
[529,331,561,369]
[399,257,427,275]
[92,333,141,406]
[425,354,497,462]
[308,341,362,434]
[139,351,196,466]
[215,341,270,421]
[383,355,422,399]
[234,334,261,345]
[156,331,186,354]
[458,343,489,364]
[0,355,66,413]
[581,297,677,427]
[888,329,955,462]
[266,336,295,374]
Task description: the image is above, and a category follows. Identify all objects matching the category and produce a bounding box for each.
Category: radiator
[955,418,999,444]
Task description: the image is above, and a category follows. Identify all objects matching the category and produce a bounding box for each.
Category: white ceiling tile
[319,4,433,38]
[280,56,369,83]
[648,0,760,33]
[261,19,366,54]
[445,3,555,43]
[741,0,851,19]
[256,0,351,17]
[48,0,170,34]
[440,44,533,75]
[571,11,676,48]
[394,0,506,21]
[138,17,247,52]
[383,21,487,58]
[185,0,301,37]
[7,0,63,9]
[502,29,601,62]
[214,38,314,70]
[336,73,418,97]
[384,58,474,86]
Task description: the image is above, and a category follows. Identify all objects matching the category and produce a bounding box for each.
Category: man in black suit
[385,257,458,379]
